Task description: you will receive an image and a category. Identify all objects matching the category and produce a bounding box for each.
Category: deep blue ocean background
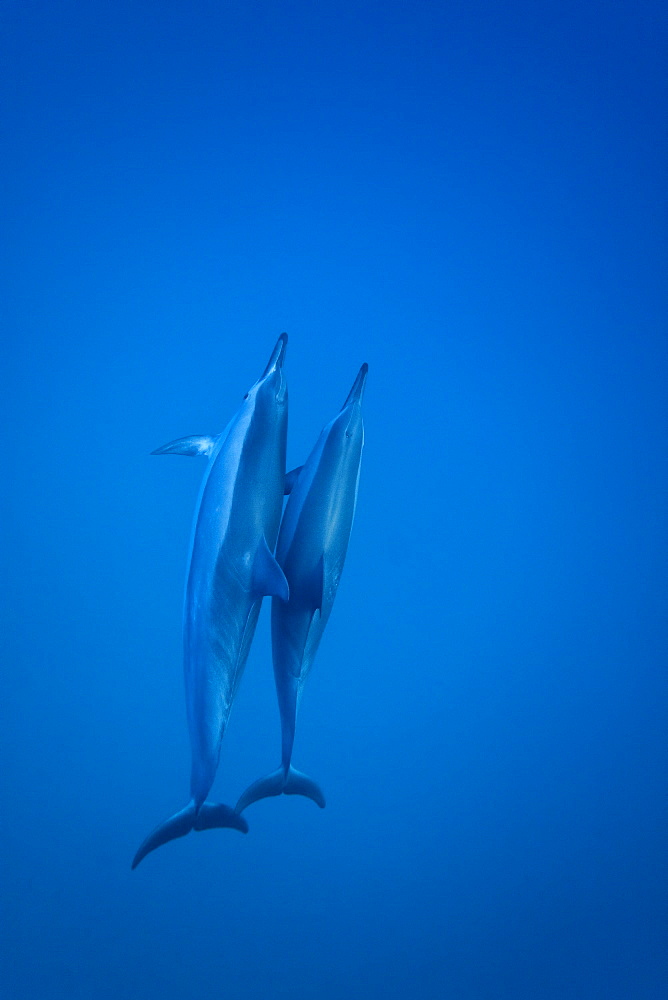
[2,2,667,997]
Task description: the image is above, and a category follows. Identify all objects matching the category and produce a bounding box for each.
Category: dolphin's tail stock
[235,765,326,815]
[131,800,248,869]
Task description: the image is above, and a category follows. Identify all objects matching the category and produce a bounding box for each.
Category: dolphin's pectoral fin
[131,800,197,869]
[251,535,289,601]
[235,766,325,814]
[151,434,217,457]
[194,802,249,834]
[304,555,325,613]
[284,466,304,494]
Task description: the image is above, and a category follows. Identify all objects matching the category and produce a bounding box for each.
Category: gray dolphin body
[236,363,367,814]
[133,335,290,868]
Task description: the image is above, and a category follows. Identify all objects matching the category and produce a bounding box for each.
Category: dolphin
[132,334,290,868]
[235,363,368,814]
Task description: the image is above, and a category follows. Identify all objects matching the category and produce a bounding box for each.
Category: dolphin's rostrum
[236,362,368,814]
[132,334,290,868]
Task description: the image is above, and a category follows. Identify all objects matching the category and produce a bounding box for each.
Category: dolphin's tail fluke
[131,800,248,869]
[284,766,326,807]
[235,766,326,814]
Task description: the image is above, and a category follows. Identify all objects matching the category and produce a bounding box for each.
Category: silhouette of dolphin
[236,363,367,814]
[133,335,290,868]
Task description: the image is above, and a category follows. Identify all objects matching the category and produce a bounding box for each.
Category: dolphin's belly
[274,476,355,685]
[183,556,254,739]
[272,591,330,687]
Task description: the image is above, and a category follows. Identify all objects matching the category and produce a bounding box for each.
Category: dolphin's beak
[341,363,368,409]
[261,333,288,378]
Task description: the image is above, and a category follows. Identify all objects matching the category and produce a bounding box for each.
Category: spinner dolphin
[133,335,290,867]
[236,363,367,814]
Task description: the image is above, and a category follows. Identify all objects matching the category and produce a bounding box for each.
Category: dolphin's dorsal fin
[304,555,325,613]
[151,435,217,457]
[284,466,303,495]
[252,536,289,601]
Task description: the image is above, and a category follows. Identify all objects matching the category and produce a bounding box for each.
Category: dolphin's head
[244,333,288,413]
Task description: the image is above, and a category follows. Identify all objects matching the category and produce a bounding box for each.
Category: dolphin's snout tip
[261,333,288,378]
[342,362,368,408]
[276,332,288,368]
[355,363,369,401]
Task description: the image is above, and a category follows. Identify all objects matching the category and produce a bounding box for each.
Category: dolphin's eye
[244,393,249,400]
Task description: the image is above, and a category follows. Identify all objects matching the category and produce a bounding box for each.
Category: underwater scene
[3,2,666,998]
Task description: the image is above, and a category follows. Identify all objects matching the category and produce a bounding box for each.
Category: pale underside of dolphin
[132,335,291,868]
[235,362,368,814]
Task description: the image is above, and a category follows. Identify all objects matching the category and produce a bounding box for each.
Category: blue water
[3,2,666,997]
